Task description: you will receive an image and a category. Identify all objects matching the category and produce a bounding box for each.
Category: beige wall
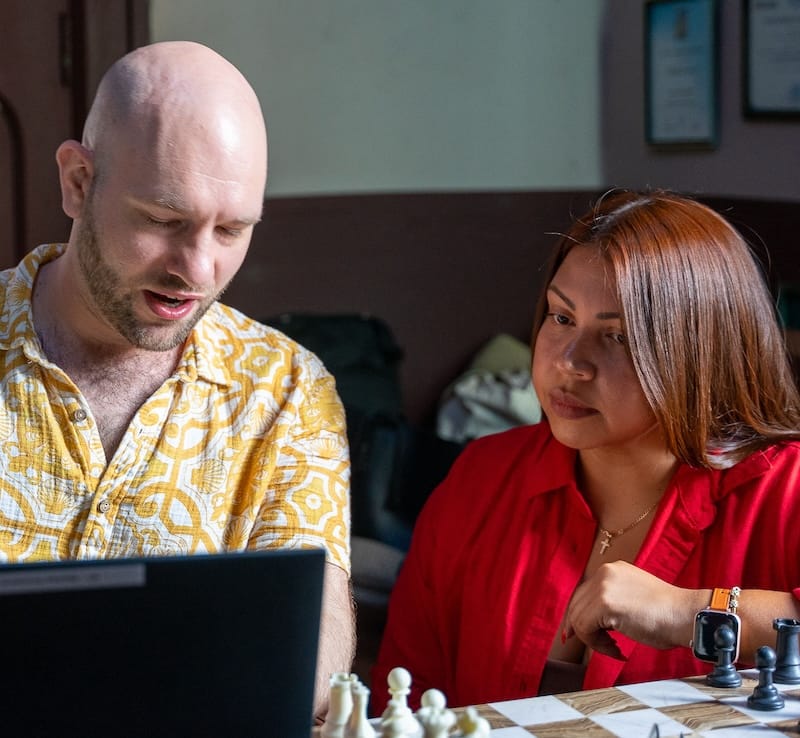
[150,0,603,196]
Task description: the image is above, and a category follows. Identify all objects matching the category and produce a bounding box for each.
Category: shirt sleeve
[248,350,352,574]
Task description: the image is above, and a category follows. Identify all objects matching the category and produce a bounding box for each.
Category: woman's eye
[549,312,571,326]
[609,332,626,345]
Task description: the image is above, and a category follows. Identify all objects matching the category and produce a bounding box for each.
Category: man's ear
[55,140,94,219]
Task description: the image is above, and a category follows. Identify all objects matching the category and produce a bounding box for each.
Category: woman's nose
[555,334,595,378]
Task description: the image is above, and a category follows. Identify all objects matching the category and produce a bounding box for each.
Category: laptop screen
[0,548,325,737]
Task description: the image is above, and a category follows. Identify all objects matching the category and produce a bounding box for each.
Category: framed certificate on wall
[645,0,720,148]
[744,0,800,118]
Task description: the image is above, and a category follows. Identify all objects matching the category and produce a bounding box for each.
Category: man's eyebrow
[548,284,621,320]
[135,195,262,226]
[126,193,188,214]
[152,195,187,212]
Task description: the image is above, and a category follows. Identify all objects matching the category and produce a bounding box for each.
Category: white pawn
[456,706,491,738]
[380,711,417,738]
[345,682,376,738]
[416,688,456,738]
[322,672,358,738]
[381,667,420,736]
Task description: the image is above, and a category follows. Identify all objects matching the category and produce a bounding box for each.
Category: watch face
[692,610,741,663]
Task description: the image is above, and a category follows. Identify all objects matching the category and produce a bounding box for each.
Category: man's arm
[314,561,356,722]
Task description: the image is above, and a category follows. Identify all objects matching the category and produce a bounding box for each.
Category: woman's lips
[547,389,597,420]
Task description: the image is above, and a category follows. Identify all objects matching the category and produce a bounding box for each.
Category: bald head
[82,41,267,196]
[51,42,269,355]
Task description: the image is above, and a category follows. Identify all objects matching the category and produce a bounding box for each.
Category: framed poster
[744,0,800,118]
[645,0,720,149]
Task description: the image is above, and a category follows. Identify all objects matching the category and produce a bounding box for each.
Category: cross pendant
[599,531,612,554]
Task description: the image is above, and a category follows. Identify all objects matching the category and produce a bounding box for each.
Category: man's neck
[31,256,183,460]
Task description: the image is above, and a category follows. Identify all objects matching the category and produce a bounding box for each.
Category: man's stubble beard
[75,199,223,352]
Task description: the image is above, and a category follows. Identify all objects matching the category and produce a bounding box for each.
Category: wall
[149,1,800,200]
[150,0,603,195]
[602,0,800,201]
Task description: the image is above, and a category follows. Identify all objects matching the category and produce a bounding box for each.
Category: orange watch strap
[709,587,731,611]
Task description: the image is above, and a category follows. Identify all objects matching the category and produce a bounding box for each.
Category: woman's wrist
[675,587,713,649]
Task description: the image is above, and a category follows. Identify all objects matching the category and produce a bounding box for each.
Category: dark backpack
[263,313,462,550]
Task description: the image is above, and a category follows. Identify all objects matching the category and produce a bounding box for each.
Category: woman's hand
[563,561,706,659]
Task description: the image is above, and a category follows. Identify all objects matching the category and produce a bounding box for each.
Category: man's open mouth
[149,291,187,306]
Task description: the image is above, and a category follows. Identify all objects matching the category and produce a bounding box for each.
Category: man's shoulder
[0,244,64,346]
[203,302,278,338]
[0,243,67,296]
[198,303,330,379]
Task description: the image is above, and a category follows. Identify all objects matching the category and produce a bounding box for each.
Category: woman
[371,190,800,711]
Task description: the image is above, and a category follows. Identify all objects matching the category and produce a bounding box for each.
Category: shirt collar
[523,421,777,518]
[524,424,578,499]
[0,243,66,351]
[0,243,230,387]
[176,302,232,387]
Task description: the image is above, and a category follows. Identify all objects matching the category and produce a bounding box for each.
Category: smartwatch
[691,587,741,663]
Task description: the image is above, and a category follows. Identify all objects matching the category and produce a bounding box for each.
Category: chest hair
[60,354,176,461]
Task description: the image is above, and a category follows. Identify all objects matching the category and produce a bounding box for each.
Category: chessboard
[311,669,800,736]
[461,671,800,737]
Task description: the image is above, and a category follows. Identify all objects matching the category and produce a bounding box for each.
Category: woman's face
[532,245,661,454]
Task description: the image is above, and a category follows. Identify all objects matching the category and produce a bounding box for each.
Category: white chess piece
[415,688,456,738]
[380,712,415,738]
[322,672,358,738]
[345,682,376,738]
[456,706,490,738]
[380,667,421,736]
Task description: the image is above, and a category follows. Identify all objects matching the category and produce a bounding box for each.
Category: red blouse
[372,423,800,711]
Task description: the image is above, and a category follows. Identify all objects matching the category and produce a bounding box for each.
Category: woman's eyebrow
[548,284,621,320]
[548,284,574,309]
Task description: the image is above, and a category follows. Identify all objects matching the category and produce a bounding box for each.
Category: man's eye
[147,216,175,228]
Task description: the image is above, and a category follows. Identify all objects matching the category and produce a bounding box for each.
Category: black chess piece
[747,645,785,711]
[706,624,742,688]
[773,618,800,685]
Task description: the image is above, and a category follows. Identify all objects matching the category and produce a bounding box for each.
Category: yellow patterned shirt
[0,244,351,571]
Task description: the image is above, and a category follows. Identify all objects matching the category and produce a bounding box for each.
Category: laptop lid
[0,548,325,737]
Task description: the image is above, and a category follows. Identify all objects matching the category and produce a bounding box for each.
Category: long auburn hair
[532,189,800,469]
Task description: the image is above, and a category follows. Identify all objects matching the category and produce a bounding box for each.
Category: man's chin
[115,298,214,351]
[122,320,197,352]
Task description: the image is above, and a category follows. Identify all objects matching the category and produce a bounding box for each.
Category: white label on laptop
[0,563,146,595]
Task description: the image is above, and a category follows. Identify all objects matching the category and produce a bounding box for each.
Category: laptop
[0,548,325,737]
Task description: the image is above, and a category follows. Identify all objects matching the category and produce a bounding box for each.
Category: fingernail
[561,630,567,644]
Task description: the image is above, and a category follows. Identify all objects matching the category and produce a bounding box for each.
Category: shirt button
[72,408,88,422]
[97,499,111,514]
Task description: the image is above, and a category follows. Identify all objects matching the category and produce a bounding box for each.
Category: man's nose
[166,229,215,289]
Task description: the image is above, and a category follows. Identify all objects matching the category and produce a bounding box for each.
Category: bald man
[0,41,353,720]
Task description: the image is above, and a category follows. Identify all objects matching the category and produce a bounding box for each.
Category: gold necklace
[597,499,660,555]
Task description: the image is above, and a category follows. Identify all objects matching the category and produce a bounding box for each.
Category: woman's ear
[55,140,94,219]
